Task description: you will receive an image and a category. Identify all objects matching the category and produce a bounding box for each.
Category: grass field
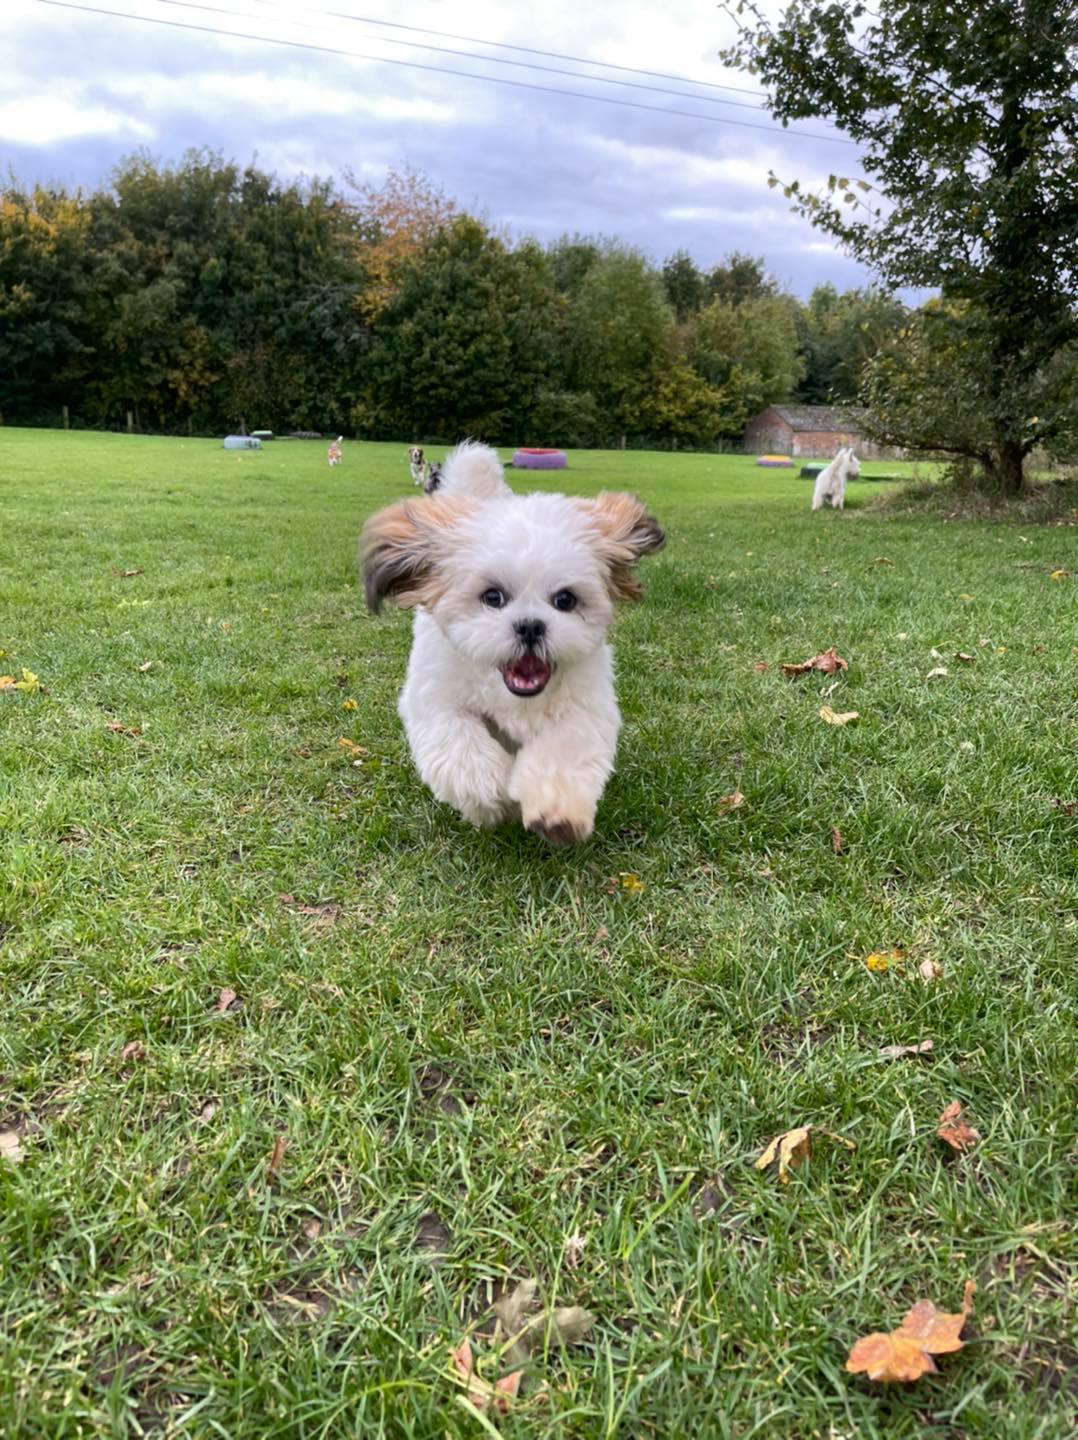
[0,428,1075,1439]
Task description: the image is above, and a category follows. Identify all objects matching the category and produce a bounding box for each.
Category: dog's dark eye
[481,587,507,609]
[551,589,577,612]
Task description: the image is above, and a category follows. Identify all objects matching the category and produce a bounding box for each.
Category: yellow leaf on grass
[620,873,645,894]
[865,949,904,973]
[1050,569,1068,580]
[755,1124,854,1184]
[819,706,859,725]
[341,698,358,711]
[2,668,41,694]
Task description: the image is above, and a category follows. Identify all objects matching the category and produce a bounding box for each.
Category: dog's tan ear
[360,495,472,612]
[581,492,666,601]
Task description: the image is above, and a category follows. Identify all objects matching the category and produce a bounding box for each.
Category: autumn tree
[346,164,456,319]
[722,0,1078,492]
[0,183,94,421]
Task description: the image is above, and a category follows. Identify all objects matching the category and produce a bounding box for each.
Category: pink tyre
[512,448,567,470]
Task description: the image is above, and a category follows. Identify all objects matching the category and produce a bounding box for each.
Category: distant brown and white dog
[327,436,343,466]
[361,442,664,845]
[408,446,425,485]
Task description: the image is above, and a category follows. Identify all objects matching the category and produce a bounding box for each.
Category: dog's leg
[403,708,515,829]
[509,705,620,846]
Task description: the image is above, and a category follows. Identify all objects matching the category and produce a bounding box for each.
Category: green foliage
[358,218,557,441]
[722,0,1078,490]
[798,284,908,402]
[690,292,806,430]
[862,300,1078,487]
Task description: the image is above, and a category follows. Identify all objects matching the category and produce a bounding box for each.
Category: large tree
[722,0,1078,491]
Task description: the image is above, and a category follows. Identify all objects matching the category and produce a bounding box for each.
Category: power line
[251,0,769,101]
[154,0,772,114]
[37,0,857,145]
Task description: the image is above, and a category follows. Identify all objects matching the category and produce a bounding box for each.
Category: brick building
[743,404,897,459]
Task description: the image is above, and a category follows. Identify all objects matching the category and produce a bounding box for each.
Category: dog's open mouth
[501,653,551,697]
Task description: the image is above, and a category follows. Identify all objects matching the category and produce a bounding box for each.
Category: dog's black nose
[514,618,546,647]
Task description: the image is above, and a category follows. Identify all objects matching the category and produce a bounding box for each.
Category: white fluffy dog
[811,445,860,510]
[361,442,664,845]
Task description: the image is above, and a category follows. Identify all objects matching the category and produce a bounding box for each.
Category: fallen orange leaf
[449,1337,523,1415]
[831,826,845,854]
[847,1281,975,1383]
[266,1135,288,1182]
[106,721,141,737]
[937,1101,980,1152]
[782,646,849,677]
[819,705,859,725]
[718,788,745,815]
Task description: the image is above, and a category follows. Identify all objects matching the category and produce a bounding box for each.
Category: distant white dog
[328,436,343,466]
[361,442,664,845]
[811,446,860,510]
[408,446,425,485]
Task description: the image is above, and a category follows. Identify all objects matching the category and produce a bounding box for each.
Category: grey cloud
[3,3,878,297]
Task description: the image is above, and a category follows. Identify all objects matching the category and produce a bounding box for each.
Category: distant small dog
[328,436,343,466]
[408,446,425,485]
[422,461,444,494]
[361,442,664,845]
[812,446,860,510]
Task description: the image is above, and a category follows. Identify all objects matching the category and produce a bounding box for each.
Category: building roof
[764,404,863,431]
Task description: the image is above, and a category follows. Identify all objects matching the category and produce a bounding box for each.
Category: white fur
[811,446,860,510]
[368,443,661,845]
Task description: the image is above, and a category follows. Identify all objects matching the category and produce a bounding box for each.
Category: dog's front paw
[526,814,590,847]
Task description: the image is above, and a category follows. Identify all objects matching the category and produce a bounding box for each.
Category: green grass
[1,428,1075,1439]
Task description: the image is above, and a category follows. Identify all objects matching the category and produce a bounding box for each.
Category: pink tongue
[512,654,547,681]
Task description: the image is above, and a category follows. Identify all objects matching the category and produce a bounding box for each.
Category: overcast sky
[1,0,874,297]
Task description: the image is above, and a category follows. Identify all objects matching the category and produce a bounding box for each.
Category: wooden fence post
[62,405,69,430]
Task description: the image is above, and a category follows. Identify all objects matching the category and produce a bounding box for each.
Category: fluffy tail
[436,441,510,499]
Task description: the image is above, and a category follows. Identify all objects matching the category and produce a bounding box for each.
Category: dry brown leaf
[591,925,609,943]
[718,788,745,815]
[937,1101,981,1152]
[755,1125,855,1184]
[105,721,141,737]
[113,567,144,578]
[954,652,975,665]
[495,1279,595,1367]
[919,958,943,984]
[831,826,845,854]
[878,1039,934,1060]
[215,986,241,1012]
[120,1040,146,1062]
[847,1281,975,1383]
[753,661,770,673]
[0,1130,24,1164]
[137,661,153,673]
[782,646,849,677]
[926,666,949,680]
[819,705,859,725]
[266,1135,288,1182]
[1049,797,1076,816]
[875,556,895,566]
[197,1100,218,1125]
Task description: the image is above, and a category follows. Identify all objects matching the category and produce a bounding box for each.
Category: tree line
[1,152,907,448]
